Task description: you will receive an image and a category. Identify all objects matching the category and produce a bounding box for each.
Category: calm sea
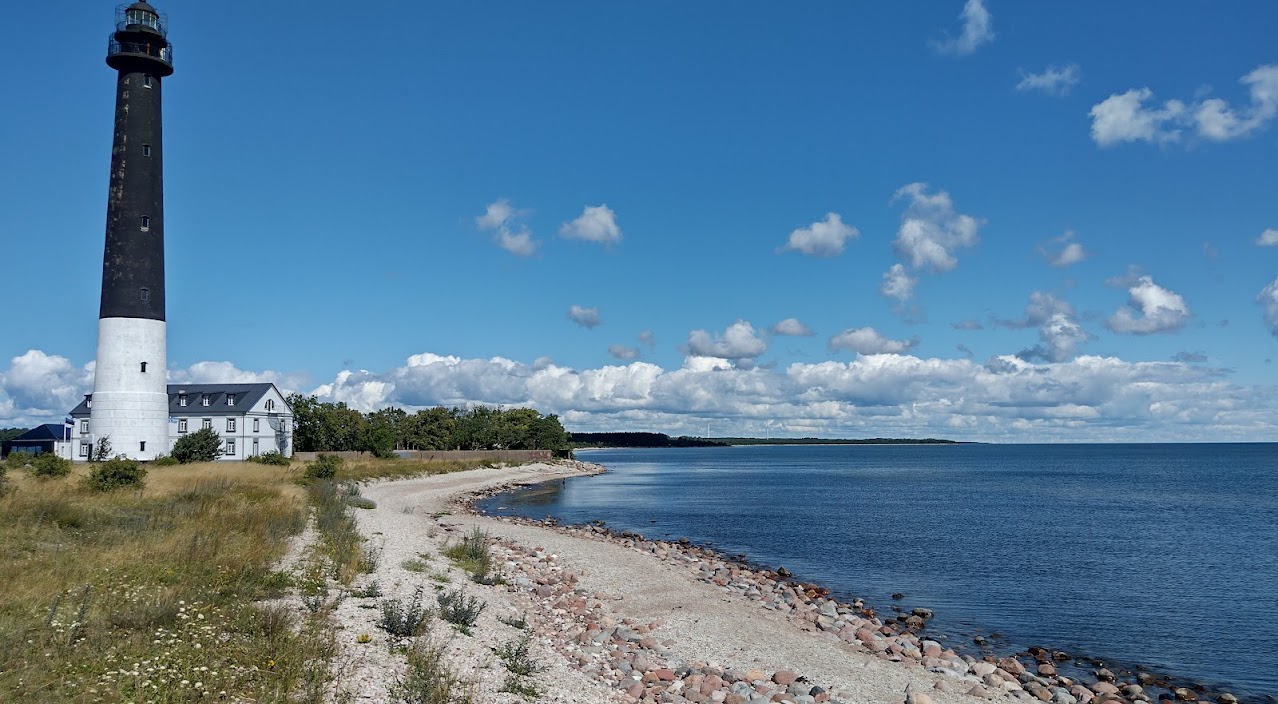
[477,444,1278,699]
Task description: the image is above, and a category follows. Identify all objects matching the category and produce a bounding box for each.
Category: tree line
[286,395,570,455]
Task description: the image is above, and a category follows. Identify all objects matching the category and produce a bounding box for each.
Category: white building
[67,383,294,461]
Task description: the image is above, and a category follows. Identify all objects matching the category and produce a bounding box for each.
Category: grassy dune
[0,456,495,703]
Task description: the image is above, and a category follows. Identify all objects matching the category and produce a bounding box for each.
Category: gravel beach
[312,461,1195,704]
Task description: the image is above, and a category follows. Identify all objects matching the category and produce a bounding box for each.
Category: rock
[654,668,676,682]
[1095,669,1116,683]
[1053,652,1071,662]
[773,670,798,686]
[1174,689,1198,701]
[744,669,766,683]
[912,608,935,618]
[1217,695,1238,704]
[1037,664,1058,677]
[777,566,792,578]
[1090,682,1120,696]
[906,683,936,704]
[971,662,998,677]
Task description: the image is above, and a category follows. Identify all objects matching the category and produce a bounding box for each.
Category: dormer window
[201,395,210,407]
[227,394,235,407]
[86,397,92,409]
[179,394,187,407]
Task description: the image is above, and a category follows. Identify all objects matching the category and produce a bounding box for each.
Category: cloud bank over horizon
[3,345,1274,443]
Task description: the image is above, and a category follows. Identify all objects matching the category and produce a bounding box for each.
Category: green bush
[248,450,291,466]
[151,454,180,467]
[171,427,224,463]
[436,588,486,635]
[85,457,147,492]
[305,454,342,479]
[28,452,72,479]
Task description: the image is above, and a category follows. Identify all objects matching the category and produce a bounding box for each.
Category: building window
[253,439,259,455]
[227,394,235,407]
[140,287,150,303]
[80,420,89,434]
[140,215,150,231]
[140,361,148,373]
[86,397,92,409]
[179,394,187,407]
[143,144,151,157]
[201,395,210,407]
[227,418,236,433]
[225,439,236,456]
[253,418,260,432]
[143,75,152,88]
[265,399,275,412]
[80,443,89,458]
[178,419,188,433]
[140,441,146,452]
[202,418,212,430]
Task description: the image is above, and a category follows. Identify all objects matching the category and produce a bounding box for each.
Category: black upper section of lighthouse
[100,2,173,321]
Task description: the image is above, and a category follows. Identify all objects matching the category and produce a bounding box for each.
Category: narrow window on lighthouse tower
[140,287,150,302]
[141,361,148,373]
[143,75,152,88]
[140,215,150,231]
[143,144,151,157]
[140,441,147,451]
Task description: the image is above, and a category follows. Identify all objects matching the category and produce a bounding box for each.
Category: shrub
[390,637,474,704]
[171,427,224,463]
[378,587,433,639]
[28,452,72,479]
[436,589,485,635]
[151,454,180,467]
[248,450,291,466]
[91,435,113,462]
[305,454,342,479]
[85,457,147,492]
[496,634,546,677]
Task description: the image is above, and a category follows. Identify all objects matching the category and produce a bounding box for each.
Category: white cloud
[638,330,655,348]
[1016,64,1081,96]
[1255,228,1278,247]
[1089,88,1186,147]
[1107,276,1192,335]
[933,0,995,56]
[5,348,1278,441]
[780,213,859,257]
[169,361,310,391]
[771,318,814,337]
[560,205,622,245]
[568,305,601,329]
[476,199,539,256]
[1039,231,1089,267]
[608,344,640,361]
[1194,65,1278,141]
[1002,292,1092,363]
[880,263,918,302]
[685,320,768,361]
[952,319,984,331]
[1090,64,1278,147]
[1260,277,1278,337]
[828,327,919,355]
[891,183,981,272]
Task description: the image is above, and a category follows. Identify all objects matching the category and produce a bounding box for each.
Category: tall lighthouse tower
[90,2,175,460]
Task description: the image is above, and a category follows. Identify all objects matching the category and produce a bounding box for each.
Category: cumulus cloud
[1107,276,1192,335]
[891,182,981,273]
[1256,228,1278,247]
[1005,292,1093,363]
[560,204,622,245]
[828,327,919,355]
[1039,231,1089,267]
[169,361,310,391]
[568,305,601,329]
[933,0,995,56]
[608,344,640,361]
[880,264,918,302]
[5,348,1278,441]
[780,213,859,257]
[1090,64,1278,147]
[771,318,814,337]
[476,199,539,256]
[1016,64,1081,96]
[1260,277,1278,336]
[685,321,768,362]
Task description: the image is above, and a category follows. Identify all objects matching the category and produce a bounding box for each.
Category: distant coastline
[568,431,970,449]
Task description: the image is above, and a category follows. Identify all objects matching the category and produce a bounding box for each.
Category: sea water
[477,444,1278,699]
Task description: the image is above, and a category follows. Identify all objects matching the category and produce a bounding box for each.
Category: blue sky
[2,1,1277,441]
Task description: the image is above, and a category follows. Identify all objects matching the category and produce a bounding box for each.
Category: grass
[329,457,497,483]
[0,461,336,703]
[442,527,492,579]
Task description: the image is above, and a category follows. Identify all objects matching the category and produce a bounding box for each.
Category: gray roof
[69,383,290,417]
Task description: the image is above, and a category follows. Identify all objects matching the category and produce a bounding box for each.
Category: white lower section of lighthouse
[88,317,169,460]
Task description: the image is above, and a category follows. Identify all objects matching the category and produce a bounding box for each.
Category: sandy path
[329,462,1013,703]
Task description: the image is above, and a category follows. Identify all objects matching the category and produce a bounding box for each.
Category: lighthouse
[89,2,175,460]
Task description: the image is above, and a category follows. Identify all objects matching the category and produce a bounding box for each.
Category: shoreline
[464,463,1253,704]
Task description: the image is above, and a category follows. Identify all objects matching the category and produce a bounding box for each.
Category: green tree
[403,407,458,450]
[529,413,569,451]
[171,427,223,463]
[91,435,113,462]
